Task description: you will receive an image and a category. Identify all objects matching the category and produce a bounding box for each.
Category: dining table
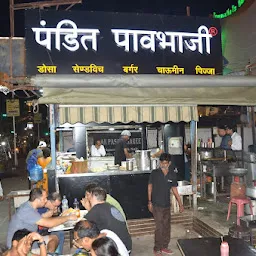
[49,210,87,248]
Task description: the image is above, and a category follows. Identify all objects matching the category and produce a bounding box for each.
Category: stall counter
[57,170,152,219]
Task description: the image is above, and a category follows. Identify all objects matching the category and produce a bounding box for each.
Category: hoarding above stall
[25,10,222,76]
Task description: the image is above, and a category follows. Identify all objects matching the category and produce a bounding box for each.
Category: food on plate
[61,207,76,216]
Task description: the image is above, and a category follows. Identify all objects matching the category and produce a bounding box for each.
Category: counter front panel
[57,171,152,219]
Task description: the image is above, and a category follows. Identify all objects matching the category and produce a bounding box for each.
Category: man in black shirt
[148,153,184,256]
[85,187,132,252]
[114,130,132,165]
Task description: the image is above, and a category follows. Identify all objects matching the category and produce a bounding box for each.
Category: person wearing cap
[225,125,242,151]
[114,130,132,165]
[218,125,231,150]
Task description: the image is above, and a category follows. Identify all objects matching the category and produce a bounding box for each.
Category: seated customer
[91,237,120,256]
[81,183,126,221]
[37,192,64,255]
[73,220,128,256]
[4,229,46,256]
[85,187,132,252]
[7,188,77,253]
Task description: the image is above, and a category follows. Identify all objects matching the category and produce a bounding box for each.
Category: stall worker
[84,187,132,252]
[114,130,133,165]
[91,139,106,157]
[73,220,129,256]
[225,125,242,151]
[81,183,126,222]
[4,229,46,256]
[7,188,77,254]
[218,125,231,150]
[37,192,64,255]
[148,153,184,256]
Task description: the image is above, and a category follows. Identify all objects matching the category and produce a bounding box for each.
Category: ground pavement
[0,170,195,255]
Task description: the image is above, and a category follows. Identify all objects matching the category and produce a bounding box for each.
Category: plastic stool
[227,196,253,225]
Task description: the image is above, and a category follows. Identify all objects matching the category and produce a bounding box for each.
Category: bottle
[220,241,229,256]
[62,195,69,212]
[73,198,80,217]
[185,229,193,239]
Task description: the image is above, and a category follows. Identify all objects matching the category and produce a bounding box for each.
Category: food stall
[25,9,256,220]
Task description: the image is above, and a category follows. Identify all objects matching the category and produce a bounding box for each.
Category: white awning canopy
[33,74,256,124]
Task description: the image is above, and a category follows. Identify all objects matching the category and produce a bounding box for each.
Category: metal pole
[12,93,18,167]
[190,120,198,211]
[37,123,40,142]
[251,107,256,152]
[49,104,56,169]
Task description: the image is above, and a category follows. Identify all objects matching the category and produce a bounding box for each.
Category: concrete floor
[0,175,201,255]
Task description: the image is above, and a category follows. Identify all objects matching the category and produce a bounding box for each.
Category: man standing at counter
[114,130,133,165]
[218,125,231,150]
[148,153,184,256]
[225,125,242,150]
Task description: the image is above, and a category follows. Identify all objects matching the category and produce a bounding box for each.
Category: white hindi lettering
[32,19,100,52]
[32,20,213,54]
[112,25,213,54]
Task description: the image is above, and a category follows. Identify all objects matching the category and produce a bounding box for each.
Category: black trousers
[152,206,171,251]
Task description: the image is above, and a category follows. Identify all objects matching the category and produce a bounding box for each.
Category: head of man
[121,130,131,142]
[29,188,47,208]
[73,220,100,251]
[85,183,98,201]
[88,187,107,207]
[38,141,47,149]
[159,153,172,171]
[42,147,51,159]
[218,126,226,137]
[95,139,102,147]
[225,125,235,136]
[11,229,31,253]
[46,192,61,211]
[91,237,120,256]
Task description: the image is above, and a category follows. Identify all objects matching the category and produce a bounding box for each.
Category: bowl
[229,168,248,177]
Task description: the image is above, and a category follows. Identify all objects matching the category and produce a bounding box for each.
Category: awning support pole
[190,120,198,210]
[251,107,256,151]
[49,104,56,169]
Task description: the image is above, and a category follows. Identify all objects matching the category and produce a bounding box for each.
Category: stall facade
[25,9,256,220]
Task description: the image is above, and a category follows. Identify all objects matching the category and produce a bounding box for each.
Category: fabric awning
[59,105,198,124]
[35,75,256,106]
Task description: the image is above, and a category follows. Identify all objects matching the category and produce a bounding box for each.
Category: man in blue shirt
[218,126,231,150]
[37,192,65,255]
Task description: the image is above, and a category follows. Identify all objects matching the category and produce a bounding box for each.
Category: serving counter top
[57,169,151,177]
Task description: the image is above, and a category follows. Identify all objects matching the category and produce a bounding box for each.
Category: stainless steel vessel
[135,150,151,170]
[199,150,213,160]
[126,160,134,171]
[151,158,159,169]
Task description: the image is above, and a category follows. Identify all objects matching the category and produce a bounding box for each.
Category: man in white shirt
[225,125,242,151]
[90,140,106,157]
[73,220,129,256]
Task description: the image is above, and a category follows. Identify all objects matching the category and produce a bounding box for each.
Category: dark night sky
[0,0,240,37]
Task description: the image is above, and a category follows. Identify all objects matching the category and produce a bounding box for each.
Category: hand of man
[228,140,232,146]
[179,205,184,213]
[27,232,44,242]
[148,202,153,213]
[81,197,91,210]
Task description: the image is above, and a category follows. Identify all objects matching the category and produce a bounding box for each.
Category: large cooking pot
[200,150,213,160]
[135,150,151,170]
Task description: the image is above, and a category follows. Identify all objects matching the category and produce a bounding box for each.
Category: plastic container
[62,195,69,212]
[73,198,80,217]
